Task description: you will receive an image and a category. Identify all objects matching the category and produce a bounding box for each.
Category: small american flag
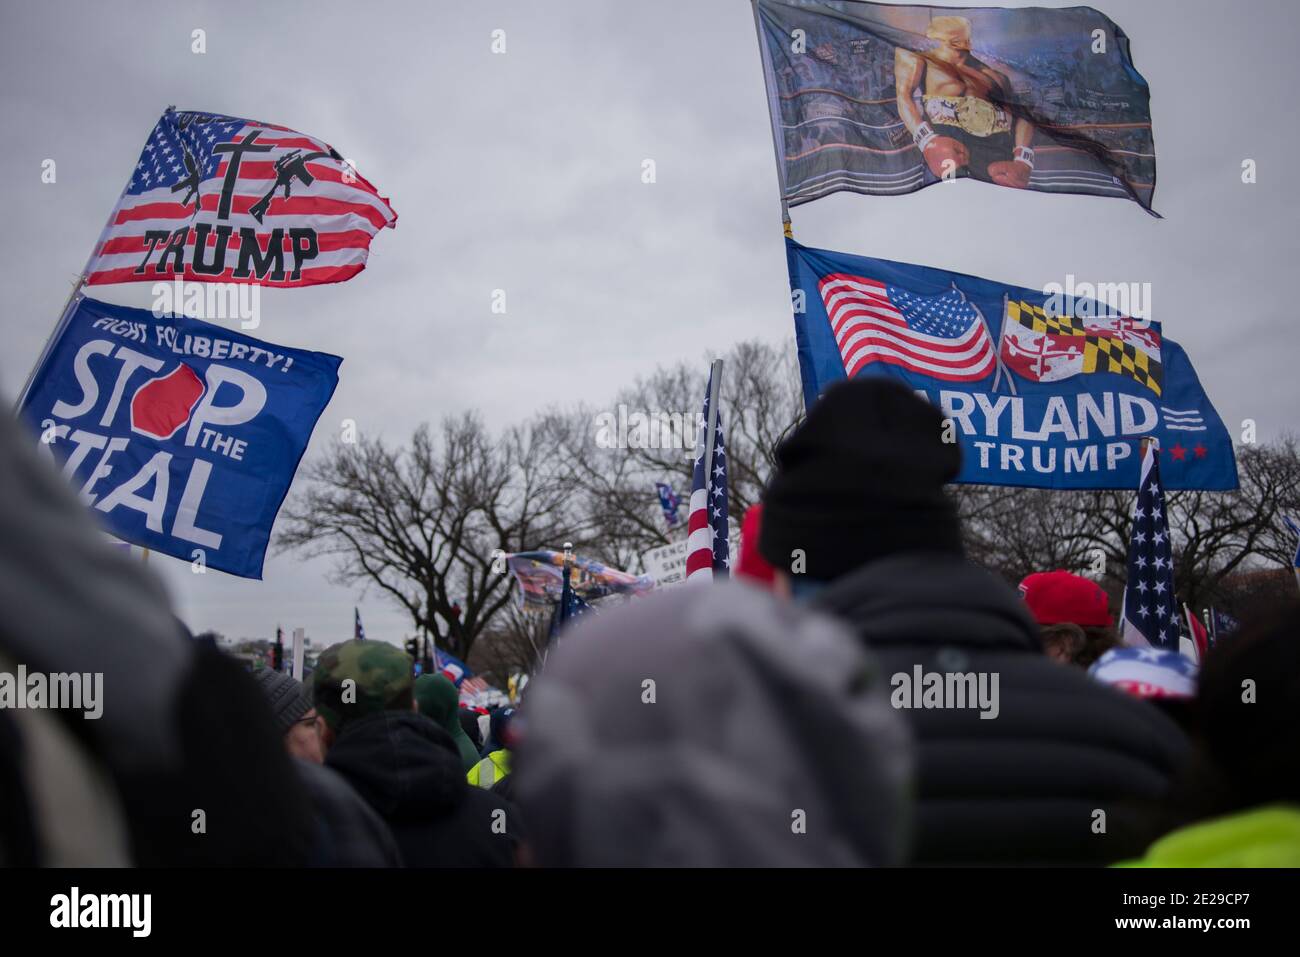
[86,108,396,287]
[685,370,729,581]
[1120,441,1181,651]
[819,273,995,381]
[354,606,366,641]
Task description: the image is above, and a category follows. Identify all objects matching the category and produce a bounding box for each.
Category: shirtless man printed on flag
[894,15,1036,189]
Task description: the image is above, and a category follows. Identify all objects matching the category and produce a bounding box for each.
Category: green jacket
[1117,805,1300,868]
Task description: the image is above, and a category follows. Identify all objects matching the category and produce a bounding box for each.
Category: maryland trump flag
[753,1,1157,212]
[787,240,1235,491]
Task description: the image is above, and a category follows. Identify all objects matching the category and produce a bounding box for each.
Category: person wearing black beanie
[759,377,962,582]
[757,375,1190,866]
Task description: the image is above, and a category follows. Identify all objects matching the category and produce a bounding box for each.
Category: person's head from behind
[309,639,414,749]
[1192,600,1300,810]
[252,668,325,763]
[514,584,913,867]
[1019,570,1118,666]
[758,377,962,597]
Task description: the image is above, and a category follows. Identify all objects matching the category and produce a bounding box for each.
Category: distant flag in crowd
[354,607,366,641]
[752,1,1158,213]
[549,562,595,642]
[1209,607,1240,647]
[819,273,995,381]
[655,481,682,528]
[1120,440,1181,652]
[435,648,472,687]
[85,108,396,287]
[1283,515,1300,566]
[1182,603,1208,664]
[685,367,730,581]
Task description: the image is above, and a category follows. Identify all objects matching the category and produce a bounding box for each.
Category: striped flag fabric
[819,273,995,381]
[685,371,729,581]
[85,108,396,287]
[1120,440,1181,652]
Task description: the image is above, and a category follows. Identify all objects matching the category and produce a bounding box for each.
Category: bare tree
[277,412,575,660]
[954,437,1300,611]
[556,339,804,570]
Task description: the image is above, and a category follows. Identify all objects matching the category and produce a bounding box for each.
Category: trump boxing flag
[788,240,1236,490]
[19,297,341,578]
[85,108,396,287]
[753,1,1157,212]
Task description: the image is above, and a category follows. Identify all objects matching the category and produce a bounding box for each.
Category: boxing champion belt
[954,96,1009,137]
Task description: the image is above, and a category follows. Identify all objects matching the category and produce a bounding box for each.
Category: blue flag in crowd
[435,648,472,686]
[1283,516,1300,568]
[549,563,595,642]
[1209,607,1240,647]
[20,296,341,578]
[655,481,682,528]
[1120,442,1180,651]
[787,240,1237,490]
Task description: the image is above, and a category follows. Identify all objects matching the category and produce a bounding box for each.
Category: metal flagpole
[750,0,792,233]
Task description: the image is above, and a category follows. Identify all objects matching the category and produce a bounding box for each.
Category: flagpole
[750,0,792,233]
[701,360,724,546]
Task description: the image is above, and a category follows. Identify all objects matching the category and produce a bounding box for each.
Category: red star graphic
[1194,443,1208,458]
[1170,442,1187,461]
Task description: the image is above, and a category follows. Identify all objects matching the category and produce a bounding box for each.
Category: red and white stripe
[684,487,715,581]
[86,122,396,288]
[819,273,995,381]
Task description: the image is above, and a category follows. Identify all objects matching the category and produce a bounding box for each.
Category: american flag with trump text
[818,273,996,381]
[84,109,396,287]
[685,372,729,581]
[1120,440,1182,652]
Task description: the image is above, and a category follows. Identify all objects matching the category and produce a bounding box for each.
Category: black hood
[813,552,1042,653]
[326,711,466,822]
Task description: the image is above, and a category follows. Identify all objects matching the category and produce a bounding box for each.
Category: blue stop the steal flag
[788,240,1237,491]
[20,296,341,578]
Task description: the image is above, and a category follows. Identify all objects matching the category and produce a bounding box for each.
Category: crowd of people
[1,379,1297,867]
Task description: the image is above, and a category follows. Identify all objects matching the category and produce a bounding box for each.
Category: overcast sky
[2,0,1296,648]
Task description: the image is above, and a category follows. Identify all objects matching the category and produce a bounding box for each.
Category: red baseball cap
[736,504,777,588]
[1018,570,1111,628]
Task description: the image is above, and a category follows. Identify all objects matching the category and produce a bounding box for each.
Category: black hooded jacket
[814,552,1190,866]
[326,711,519,867]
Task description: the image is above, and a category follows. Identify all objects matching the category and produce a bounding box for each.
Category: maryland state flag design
[999,300,1163,396]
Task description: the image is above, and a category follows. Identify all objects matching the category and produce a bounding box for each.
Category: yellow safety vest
[467,749,511,788]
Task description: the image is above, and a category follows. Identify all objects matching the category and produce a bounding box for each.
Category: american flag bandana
[85,108,396,287]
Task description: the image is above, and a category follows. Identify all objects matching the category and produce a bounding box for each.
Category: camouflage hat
[310,639,413,732]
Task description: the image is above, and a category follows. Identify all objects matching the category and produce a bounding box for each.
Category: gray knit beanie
[252,668,313,735]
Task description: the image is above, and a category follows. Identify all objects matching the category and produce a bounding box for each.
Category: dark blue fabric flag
[1120,442,1180,651]
[20,296,340,578]
[655,481,681,528]
[787,240,1236,490]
